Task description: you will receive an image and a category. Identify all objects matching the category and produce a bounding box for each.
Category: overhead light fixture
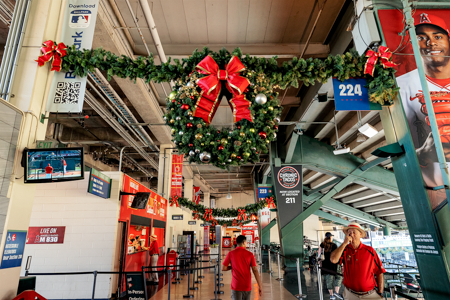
[358,123,378,138]
[333,147,351,155]
[227,193,232,199]
[356,132,367,143]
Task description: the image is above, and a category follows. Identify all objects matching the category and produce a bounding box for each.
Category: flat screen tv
[24,147,84,183]
[130,192,151,209]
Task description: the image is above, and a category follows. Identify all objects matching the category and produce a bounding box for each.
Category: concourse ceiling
[6,0,407,228]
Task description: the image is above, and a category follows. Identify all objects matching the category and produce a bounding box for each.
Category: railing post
[267,249,273,273]
[211,265,220,300]
[195,256,201,284]
[317,264,323,300]
[142,267,149,300]
[167,269,172,300]
[295,258,307,298]
[92,271,98,300]
[183,264,193,298]
[276,252,284,281]
[389,284,397,300]
[172,257,181,284]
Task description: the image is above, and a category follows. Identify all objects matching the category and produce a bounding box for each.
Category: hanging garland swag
[38,42,398,169]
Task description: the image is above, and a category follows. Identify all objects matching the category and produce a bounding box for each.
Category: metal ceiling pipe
[299,0,328,59]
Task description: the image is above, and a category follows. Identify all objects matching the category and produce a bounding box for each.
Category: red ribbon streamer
[237,209,247,221]
[170,196,179,207]
[364,46,397,77]
[193,55,253,124]
[204,209,213,221]
[35,40,67,72]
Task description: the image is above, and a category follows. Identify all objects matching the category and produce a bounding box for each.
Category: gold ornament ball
[187,111,193,116]
[228,136,231,139]
[210,141,215,145]
[265,139,270,144]
[170,119,175,124]
[195,133,203,140]
[169,91,177,100]
[221,138,228,144]
[243,152,250,157]
[240,132,245,137]
[246,140,251,144]
[179,142,183,146]
[197,124,202,129]
[263,110,267,114]
[234,141,242,146]
[201,143,204,146]
[249,128,255,133]
[268,106,274,111]
[171,129,176,134]
[231,153,237,159]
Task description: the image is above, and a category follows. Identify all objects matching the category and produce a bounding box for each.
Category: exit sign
[36,140,60,149]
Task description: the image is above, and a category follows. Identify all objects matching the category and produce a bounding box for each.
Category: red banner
[193,186,201,204]
[26,226,66,244]
[171,155,183,198]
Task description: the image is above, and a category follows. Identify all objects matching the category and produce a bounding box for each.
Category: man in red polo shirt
[223,235,262,300]
[330,222,385,299]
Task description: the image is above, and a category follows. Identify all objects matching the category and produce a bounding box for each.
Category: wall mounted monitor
[24,147,84,183]
[130,192,151,209]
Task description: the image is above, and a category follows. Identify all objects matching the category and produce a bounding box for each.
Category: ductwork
[0,0,14,26]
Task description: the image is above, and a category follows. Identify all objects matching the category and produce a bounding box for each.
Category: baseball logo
[277,166,300,189]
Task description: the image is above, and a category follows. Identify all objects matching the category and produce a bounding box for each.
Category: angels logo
[419,13,431,24]
[277,166,300,189]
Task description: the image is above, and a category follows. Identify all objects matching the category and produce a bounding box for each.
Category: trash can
[166,250,178,271]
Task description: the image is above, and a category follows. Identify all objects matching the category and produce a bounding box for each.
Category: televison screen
[24,147,84,183]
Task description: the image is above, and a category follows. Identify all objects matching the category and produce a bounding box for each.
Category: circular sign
[224,239,231,247]
[277,166,300,189]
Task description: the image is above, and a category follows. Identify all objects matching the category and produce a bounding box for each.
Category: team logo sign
[277,166,300,189]
[69,10,92,28]
[224,239,231,247]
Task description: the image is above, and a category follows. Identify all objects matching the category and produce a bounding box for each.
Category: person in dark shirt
[318,232,343,300]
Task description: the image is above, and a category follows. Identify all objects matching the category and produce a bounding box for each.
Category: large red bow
[364,46,397,77]
[193,210,200,220]
[237,209,247,221]
[204,209,213,221]
[193,55,252,124]
[35,40,67,72]
[170,196,179,207]
[266,197,276,209]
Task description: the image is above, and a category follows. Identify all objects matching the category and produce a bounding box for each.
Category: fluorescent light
[333,147,351,155]
[356,132,367,143]
[358,123,378,138]
[226,193,232,199]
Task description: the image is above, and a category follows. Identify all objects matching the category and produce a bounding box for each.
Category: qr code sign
[54,82,81,104]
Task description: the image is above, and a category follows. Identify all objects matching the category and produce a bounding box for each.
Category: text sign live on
[332,78,381,111]
[1,230,27,269]
[26,227,66,244]
[88,168,111,199]
[273,165,303,229]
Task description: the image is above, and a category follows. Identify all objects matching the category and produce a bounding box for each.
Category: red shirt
[45,166,53,174]
[149,240,159,255]
[340,243,386,292]
[223,247,256,291]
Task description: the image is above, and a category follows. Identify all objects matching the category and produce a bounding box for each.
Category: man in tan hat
[148,234,159,283]
[330,222,385,299]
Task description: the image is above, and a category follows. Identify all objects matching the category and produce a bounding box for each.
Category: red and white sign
[223,237,231,248]
[193,186,201,204]
[171,155,183,198]
[26,227,66,244]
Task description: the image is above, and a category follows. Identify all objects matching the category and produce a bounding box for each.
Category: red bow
[211,218,218,227]
[170,196,179,207]
[204,209,213,221]
[35,40,67,72]
[232,219,238,226]
[237,209,247,221]
[266,197,276,209]
[364,46,397,77]
[193,55,252,124]
[193,210,200,220]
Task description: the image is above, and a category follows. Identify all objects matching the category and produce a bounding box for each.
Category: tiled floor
[145,249,332,300]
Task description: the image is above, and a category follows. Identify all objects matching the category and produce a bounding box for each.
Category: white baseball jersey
[396,69,450,187]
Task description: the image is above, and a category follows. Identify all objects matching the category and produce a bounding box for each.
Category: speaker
[130,192,151,209]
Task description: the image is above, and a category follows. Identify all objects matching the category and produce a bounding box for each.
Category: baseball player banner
[378,9,450,209]
[170,154,183,198]
[46,0,99,112]
[193,186,201,204]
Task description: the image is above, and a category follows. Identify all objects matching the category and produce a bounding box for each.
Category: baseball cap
[414,13,449,34]
[325,232,333,238]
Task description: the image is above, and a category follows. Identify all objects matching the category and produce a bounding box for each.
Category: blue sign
[88,168,111,199]
[258,185,273,199]
[1,230,27,269]
[332,77,381,111]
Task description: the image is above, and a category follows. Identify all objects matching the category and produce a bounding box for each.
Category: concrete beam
[341,190,383,204]
[352,195,398,208]
[333,184,368,198]
[384,214,406,222]
[303,171,323,185]
[314,210,350,226]
[363,201,403,213]
[375,208,404,217]
[330,111,379,145]
[310,174,338,189]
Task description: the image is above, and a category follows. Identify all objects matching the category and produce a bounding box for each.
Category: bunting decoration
[35,40,67,72]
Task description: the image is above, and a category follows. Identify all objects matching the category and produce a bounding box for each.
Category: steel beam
[374,208,404,217]
[341,190,383,204]
[352,196,399,208]
[363,201,403,213]
[314,210,350,226]
[306,177,341,196]
[384,214,406,222]
[334,184,368,198]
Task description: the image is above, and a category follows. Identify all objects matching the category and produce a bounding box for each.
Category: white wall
[215,191,255,208]
[304,215,322,243]
[21,172,122,299]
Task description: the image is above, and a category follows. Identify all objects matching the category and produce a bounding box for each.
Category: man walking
[330,223,385,299]
[223,235,262,300]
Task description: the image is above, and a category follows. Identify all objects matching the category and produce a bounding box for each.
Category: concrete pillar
[383,226,391,236]
[0,1,63,297]
[203,192,210,208]
[184,178,194,201]
[157,144,173,198]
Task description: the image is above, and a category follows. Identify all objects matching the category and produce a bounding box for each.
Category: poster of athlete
[378,9,450,209]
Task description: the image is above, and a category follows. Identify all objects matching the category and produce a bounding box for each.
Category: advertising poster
[193,186,201,204]
[257,185,273,230]
[1,231,27,269]
[26,227,66,244]
[87,168,111,199]
[378,9,450,209]
[46,0,99,112]
[273,165,303,229]
[204,226,210,251]
[171,154,183,198]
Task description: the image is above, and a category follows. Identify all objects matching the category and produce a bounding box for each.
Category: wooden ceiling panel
[310,0,346,43]
[282,0,317,43]
[245,0,272,43]
[227,0,250,44]
[184,0,209,43]
[160,0,190,43]
[264,0,295,43]
[205,0,228,44]
[150,0,172,44]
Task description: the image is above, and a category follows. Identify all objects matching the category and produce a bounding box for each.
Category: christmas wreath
[38,42,399,168]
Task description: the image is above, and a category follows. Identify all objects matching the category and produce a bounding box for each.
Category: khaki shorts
[343,287,383,299]
[231,290,251,300]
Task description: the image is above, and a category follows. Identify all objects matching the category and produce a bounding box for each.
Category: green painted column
[383,226,391,236]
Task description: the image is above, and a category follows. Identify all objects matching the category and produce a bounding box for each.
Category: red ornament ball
[189,143,193,147]
[187,122,193,128]
[237,126,241,129]
[274,125,278,130]
[236,156,242,160]
[190,96,195,100]
[181,104,190,110]
[218,145,224,151]
[172,99,176,103]
[259,131,267,139]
